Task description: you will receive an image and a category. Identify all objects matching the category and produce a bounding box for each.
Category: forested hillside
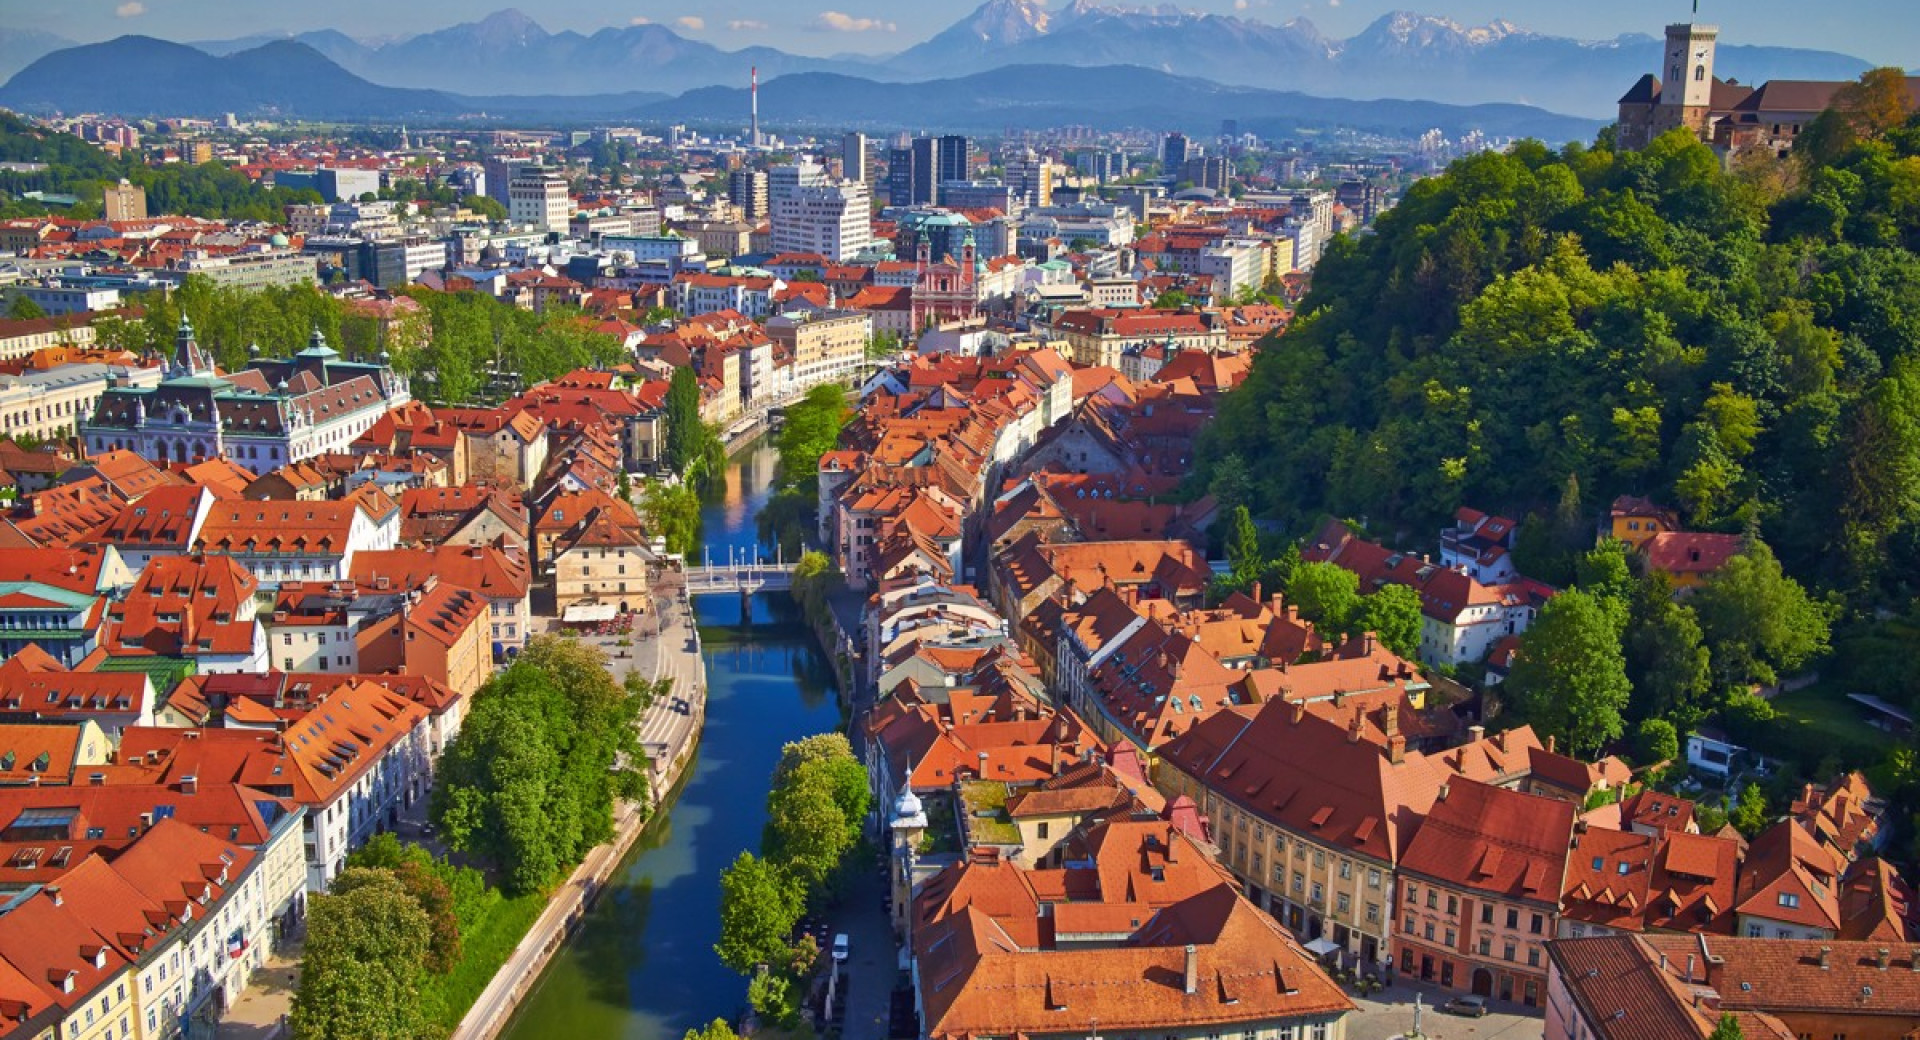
[1197,73,1920,815]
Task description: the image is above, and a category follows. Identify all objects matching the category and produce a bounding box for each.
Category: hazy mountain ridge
[0,36,1599,141]
[16,4,1872,117]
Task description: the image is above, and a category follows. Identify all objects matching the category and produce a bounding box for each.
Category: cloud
[629,16,651,24]
[675,15,705,30]
[810,10,898,32]
[114,1,145,16]
[728,19,770,30]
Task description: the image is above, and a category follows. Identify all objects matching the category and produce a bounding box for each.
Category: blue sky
[5,0,1915,66]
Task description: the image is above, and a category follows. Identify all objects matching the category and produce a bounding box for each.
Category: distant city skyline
[3,0,1914,68]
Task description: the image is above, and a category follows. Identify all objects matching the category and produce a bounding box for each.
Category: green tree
[345,835,461,974]
[1691,541,1832,689]
[1708,1012,1744,1040]
[1634,717,1680,766]
[715,852,803,974]
[1730,781,1770,836]
[1223,505,1266,594]
[748,970,799,1026]
[685,1019,743,1040]
[292,870,432,1040]
[463,194,507,221]
[1356,584,1423,660]
[1504,589,1631,757]
[1287,561,1362,639]
[763,763,854,893]
[1623,574,1714,723]
[5,296,43,320]
[1152,289,1191,309]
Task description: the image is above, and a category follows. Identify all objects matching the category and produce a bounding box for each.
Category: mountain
[194,29,376,68]
[640,64,1602,142]
[0,28,73,84]
[0,36,665,121]
[883,3,1870,116]
[327,8,834,96]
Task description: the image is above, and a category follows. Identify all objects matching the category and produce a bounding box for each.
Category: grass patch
[1749,682,1895,773]
[958,781,1021,846]
[419,888,549,1035]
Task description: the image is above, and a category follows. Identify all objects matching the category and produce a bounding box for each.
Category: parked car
[832,933,850,963]
[1443,995,1488,1017]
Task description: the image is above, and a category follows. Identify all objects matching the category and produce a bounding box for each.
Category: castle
[1617,21,1920,158]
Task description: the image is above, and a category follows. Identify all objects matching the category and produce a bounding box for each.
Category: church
[1617,20,1920,158]
[81,319,409,470]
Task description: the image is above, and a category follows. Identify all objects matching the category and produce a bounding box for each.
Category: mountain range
[27,1,1871,117]
[0,35,1598,141]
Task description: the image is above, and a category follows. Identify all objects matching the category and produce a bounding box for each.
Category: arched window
[1694,65,1706,82]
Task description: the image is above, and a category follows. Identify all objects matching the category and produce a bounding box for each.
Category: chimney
[1383,706,1400,739]
[1547,735,1556,754]
[43,885,60,907]
[1658,952,1668,974]
[1685,954,1695,982]
[1819,946,1832,970]
[1437,783,1450,802]
[1291,701,1306,725]
[1050,741,1061,776]
[1469,724,1486,743]
[1877,948,1890,971]
[1388,734,1406,765]
[1911,947,1919,972]
[1346,707,1363,744]
[1251,580,1261,604]
[180,774,197,794]
[1183,944,1198,995]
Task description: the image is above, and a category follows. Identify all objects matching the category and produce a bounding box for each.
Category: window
[1528,946,1541,967]
[1403,914,1415,935]
[1368,868,1381,889]
[1339,859,1352,880]
[1423,922,1434,941]
[1426,890,1438,910]
[1036,822,1048,840]
[1530,913,1544,935]
[1777,892,1800,909]
[1447,895,1458,915]
[1506,908,1519,929]
[1444,927,1456,947]
[1747,923,1763,937]
[1480,904,1493,925]
[1336,893,1350,913]
[1366,902,1379,924]
[1478,937,1492,956]
[1503,942,1516,962]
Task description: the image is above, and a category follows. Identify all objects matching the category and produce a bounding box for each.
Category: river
[499,439,843,1040]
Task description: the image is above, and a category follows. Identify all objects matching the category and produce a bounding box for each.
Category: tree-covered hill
[1199,75,1920,614]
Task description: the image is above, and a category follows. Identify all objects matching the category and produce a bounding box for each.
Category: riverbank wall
[450,598,709,1040]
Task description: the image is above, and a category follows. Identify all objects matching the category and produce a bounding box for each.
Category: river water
[499,440,843,1040]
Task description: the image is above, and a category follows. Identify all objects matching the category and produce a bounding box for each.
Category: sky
[3,0,1915,66]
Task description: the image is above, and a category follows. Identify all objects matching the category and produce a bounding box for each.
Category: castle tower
[1658,22,1719,134]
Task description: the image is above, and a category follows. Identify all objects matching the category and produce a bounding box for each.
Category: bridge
[682,546,799,596]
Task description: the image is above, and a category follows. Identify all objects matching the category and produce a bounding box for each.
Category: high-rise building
[888,146,919,208]
[1003,150,1054,208]
[728,169,769,221]
[508,166,570,233]
[912,137,940,205]
[842,132,868,184]
[771,181,873,262]
[936,135,971,188]
[769,159,828,211]
[483,157,530,204]
[1183,156,1231,192]
[1162,132,1189,172]
[102,179,146,222]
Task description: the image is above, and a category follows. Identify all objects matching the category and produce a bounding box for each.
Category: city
[0,2,1913,1040]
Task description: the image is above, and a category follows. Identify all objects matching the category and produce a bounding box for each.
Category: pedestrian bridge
[682,548,799,596]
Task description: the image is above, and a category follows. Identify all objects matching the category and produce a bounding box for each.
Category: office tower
[508,166,570,233]
[888,146,917,207]
[728,169,769,221]
[1003,150,1053,208]
[911,137,939,205]
[1162,132,1189,172]
[842,132,868,184]
[937,135,971,187]
[102,179,147,222]
[771,181,872,261]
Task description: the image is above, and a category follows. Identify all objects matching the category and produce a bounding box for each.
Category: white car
[832,933,850,963]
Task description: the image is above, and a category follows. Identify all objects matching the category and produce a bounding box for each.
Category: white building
[772,181,873,262]
[509,167,570,233]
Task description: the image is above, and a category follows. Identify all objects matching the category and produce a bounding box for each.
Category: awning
[1303,938,1341,957]
[561,602,618,623]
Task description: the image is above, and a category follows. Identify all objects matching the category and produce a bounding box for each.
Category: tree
[1356,584,1423,660]
[5,296,43,320]
[748,970,799,1026]
[685,1019,742,1040]
[1152,289,1191,309]
[1730,781,1770,836]
[763,763,854,893]
[663,366,706,477]
[715,852,803,974]
[1691,541,1831,689]
[463,194,507,221]
[292,869,431,1040]
[1634,717,1680,767]
[1503,589,1631,757]
[1287,561,1362,639]
[1623,574,1714,723]
[1224,505,1266,594]
[345,835,461,974]
[1708,1012,1744,1040]
[1799,68,1917,165]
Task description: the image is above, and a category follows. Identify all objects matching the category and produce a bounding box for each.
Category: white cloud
[1327,0,1341,6]
[675,15,705,30]
[728,19,770,30]
[629,16,651,25]
[811,10,898,32]
[115,1,145,16]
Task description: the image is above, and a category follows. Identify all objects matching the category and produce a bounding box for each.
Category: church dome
[893,787,923,822]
